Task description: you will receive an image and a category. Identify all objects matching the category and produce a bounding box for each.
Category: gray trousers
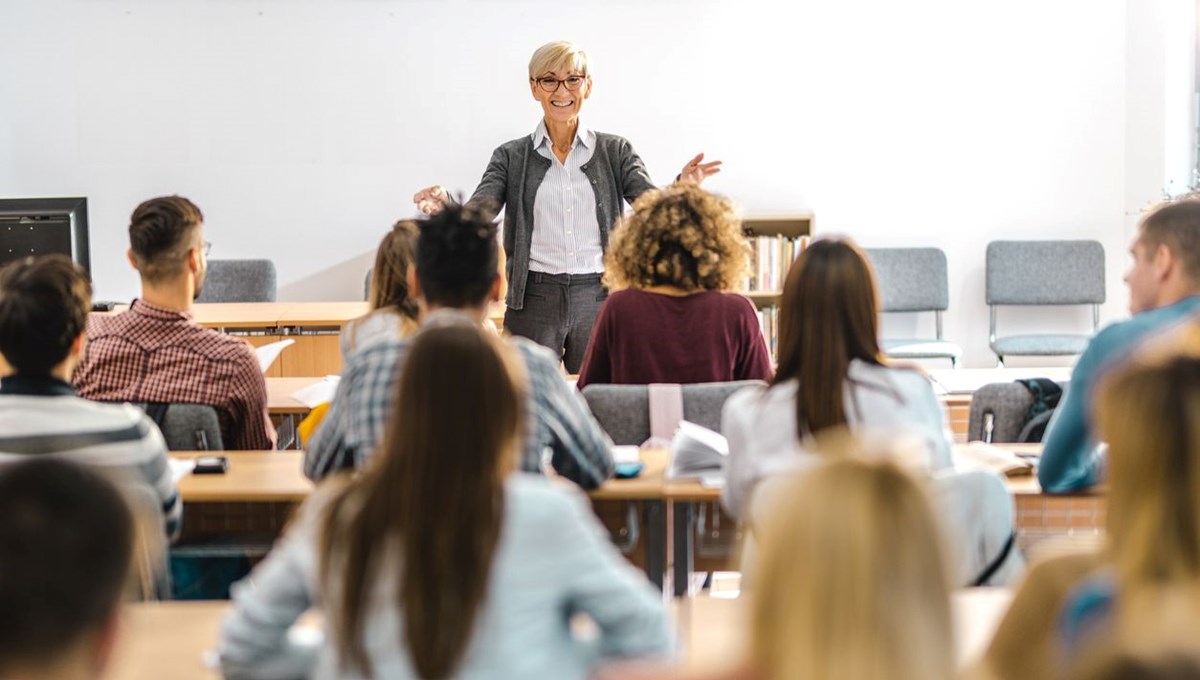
[503,272,605,374]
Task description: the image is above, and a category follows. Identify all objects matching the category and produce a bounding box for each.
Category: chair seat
[882,338,963,361]
[990,334,1090,357]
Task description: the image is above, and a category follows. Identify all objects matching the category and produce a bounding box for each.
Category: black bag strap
[972,531,1017,587]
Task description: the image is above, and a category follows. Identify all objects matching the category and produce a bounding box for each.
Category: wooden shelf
[743,290,781,307]
[742,214,813,239]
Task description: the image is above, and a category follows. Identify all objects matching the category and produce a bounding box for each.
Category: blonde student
[981,350,1200,680]
[601,455,956,680]
[340,220,420,358]
[220,324,669,680]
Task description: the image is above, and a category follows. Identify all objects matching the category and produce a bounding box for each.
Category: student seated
[982,352,1200,680]
[600,455,955,680]
[576,184,772,388]
[221,324,670,680]
[1039,198,1200,493]
[340,220,420,358]
[721,237,953,518]
[0,255,180,538]
[74,195,276,450]
[305,204,613,487]
[0,458,135,680]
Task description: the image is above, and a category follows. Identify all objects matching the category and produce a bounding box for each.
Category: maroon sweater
[576,289,773,388]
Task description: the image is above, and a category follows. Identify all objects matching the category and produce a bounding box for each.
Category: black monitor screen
[0,198,90,276]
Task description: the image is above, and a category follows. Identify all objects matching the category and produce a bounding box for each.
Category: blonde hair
[604,183,750,292]
[1098,352,1200,590]
[528,41,590,77]
[748,456,955,680]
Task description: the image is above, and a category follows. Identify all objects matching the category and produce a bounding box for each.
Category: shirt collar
[531,119,593,152]
[130,298,194,322]
[0,374,77,397]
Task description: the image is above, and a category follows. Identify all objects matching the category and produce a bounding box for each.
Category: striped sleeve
[517,342,614,490]
[130,413,184,541]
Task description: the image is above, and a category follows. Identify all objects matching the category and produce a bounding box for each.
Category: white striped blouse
[529,120,604,275]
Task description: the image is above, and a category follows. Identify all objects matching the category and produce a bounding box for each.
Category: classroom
[2,0,1200,679]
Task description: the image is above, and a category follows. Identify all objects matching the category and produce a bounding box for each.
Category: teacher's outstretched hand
[413,185,449,215]
[679,153,723,185]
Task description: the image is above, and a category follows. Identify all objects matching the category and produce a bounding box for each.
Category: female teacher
[413,41,721,373]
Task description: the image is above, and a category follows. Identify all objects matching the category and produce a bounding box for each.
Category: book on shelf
[745,234,811,293]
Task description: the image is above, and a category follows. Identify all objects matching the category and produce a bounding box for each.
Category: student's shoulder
[189,325,262,363]
[714,291,759,315]
[49,397,162,440]
[722,380,779,421]
[505,474,590,525]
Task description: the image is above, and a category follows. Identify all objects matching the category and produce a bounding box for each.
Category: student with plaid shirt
[74,196,276,450]
[305,204,614,488]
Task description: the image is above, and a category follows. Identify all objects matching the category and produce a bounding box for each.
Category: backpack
[1014,378,1063,443]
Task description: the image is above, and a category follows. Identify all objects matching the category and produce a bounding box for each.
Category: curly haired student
[576,184,772,388]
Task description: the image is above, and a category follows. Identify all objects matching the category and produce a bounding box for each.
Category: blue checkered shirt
[304,314,614,489]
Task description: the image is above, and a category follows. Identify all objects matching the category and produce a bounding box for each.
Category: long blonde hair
[319,324,525,679]
[1098,353,1200,590]
[748,456,955,680]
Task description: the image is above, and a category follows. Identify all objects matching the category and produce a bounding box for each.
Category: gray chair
[986,241,1105,365]
[866,247,962,367]
[196,259,277,303]
[966,380,1069,443]
[581,380,763,587]
[580,381,765,445]
[138,403,224,451]
[364,267,373,301]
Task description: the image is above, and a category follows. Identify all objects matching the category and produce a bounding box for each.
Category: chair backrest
[986,240,1105,306]
[196,259,277,303]
[581,381,765,445]
[864,247,950,313]
[364,267,374,302]
[966,383,1036,443]
[139,403,225,451]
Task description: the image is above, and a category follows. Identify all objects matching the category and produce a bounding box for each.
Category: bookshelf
[741,214,814,359]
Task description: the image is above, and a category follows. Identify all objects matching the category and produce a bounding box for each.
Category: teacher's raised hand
[413,185,449,215]
[679,153,723,186]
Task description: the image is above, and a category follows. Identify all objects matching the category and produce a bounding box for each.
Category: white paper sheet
[611,445,641,465]
[290,376,341,408]
[255,339,295,373]
[169,458,196,483]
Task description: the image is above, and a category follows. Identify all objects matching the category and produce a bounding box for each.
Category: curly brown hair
[604,184,749,292]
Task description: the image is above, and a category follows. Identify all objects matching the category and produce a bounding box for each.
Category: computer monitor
[0,197,91,276]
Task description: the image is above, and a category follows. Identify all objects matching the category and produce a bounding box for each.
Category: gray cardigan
[467,131,656,310]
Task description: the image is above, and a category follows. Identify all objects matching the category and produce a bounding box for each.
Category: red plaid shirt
[74,299,277,450]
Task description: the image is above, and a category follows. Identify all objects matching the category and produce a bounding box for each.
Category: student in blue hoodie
[1039,198,1200,493]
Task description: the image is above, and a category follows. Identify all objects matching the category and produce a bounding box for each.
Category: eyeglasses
[532,75,587,93]
[202,241,212,257]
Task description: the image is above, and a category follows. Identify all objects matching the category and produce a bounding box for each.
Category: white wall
[0,0,1192,366]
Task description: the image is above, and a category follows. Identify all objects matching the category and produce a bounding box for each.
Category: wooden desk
[174,452,311,503]
[109,588,1012,680]
[266,377,328,415]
